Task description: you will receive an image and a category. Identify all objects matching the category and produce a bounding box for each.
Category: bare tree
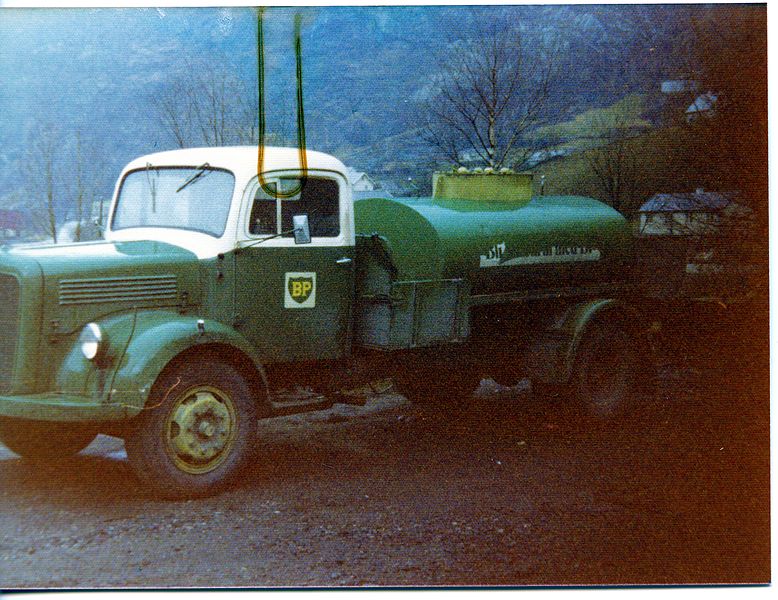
[21,125,108,243]
[584,99,649,212]
[73,130,85,241]
[156,78,193,148]
[154,62,259,148]
[423,19,559,170]
[67,130,108,241]
[24,124,61,243]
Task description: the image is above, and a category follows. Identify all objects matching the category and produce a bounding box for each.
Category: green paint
[234,245,354,362]
[354,194,632,288]
[108,311,269,417]
[0,259,42,395]
[0,392,135,422]
[0,227,357,422]
[1,240,199,396]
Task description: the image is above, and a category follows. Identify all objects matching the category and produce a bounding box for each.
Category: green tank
[352,174,633,349]
[354,178,632,296]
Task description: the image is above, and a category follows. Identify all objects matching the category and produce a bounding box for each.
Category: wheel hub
[166,387,236,474]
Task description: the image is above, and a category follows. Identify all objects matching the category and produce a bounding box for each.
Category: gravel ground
[0,309,770,588]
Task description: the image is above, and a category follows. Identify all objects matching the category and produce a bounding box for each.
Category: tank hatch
[432,171,533,205]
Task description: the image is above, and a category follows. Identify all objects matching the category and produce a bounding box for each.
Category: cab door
[233,172,355,363]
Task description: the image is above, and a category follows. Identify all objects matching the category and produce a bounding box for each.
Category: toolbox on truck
[354,234,469,350]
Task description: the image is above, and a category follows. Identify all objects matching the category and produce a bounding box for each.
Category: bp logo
[284,272,316,308]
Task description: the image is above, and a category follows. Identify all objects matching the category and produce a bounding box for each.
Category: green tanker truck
[0,146,739,498]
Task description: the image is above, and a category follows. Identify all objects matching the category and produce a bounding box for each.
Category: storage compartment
[354,235,469,349]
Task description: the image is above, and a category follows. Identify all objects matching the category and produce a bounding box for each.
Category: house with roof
[659,78,700,124]
[686,92,718,122]
[345,167,377,192]
[660,79,699,95]
[637,189,750,236]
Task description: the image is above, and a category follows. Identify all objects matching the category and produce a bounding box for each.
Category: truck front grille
[0,274,20,393]
[59,275,178,305]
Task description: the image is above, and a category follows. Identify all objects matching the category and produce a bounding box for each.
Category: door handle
[335,257,352,265]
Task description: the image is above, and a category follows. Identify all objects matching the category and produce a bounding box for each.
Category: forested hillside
[0,5,766,236]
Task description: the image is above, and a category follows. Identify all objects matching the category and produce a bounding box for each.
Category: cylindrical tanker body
[354,194,633,296]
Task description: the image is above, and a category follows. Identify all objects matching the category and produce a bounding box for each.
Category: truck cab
[0,146,358,497]
[108,146,356,362]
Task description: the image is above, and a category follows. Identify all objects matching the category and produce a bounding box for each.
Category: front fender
[110,311,268,414]
[56,310,267,417]
[55,311,138,402]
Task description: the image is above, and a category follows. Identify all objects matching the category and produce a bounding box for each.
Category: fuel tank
[354,175,632,296]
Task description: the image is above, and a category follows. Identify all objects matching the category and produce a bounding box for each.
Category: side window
[249,183,278,235]
[279,177,340,238]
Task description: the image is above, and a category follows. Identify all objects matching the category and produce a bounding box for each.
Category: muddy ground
[0,307,770,588]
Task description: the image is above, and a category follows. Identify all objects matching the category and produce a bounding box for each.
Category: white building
[686,92,718,121]
[638,189,750,236]
[345,167,377,192]
[660,79,699,95]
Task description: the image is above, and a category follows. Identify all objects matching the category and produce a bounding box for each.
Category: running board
[269,388,332,416]
[269,390,364,417]
[269,379,392,417]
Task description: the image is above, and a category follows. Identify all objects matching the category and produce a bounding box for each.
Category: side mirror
[293,214,311,244]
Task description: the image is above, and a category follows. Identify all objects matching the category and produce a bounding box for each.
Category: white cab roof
[107,146,352,259]
[122,146,348,182]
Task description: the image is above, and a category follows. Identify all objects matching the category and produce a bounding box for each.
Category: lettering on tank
[479,243,601,268]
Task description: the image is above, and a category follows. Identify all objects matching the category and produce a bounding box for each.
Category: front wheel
[125,359,258,499]
[0,418,98,461]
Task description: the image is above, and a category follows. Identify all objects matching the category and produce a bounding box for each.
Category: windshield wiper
[176,163,211,193]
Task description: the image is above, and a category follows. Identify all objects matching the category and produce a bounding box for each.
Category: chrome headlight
[79,323,103,361]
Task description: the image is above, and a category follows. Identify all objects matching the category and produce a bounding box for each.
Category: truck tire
[573,322,641,420]
[0,418,98,461]
[125,359,258,499]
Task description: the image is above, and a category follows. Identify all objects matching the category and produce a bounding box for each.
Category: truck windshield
[112,167,235,237]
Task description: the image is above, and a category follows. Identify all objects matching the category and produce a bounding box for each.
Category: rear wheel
[573,322,645,420]
[125,359,258,499]
[0,419,98,461]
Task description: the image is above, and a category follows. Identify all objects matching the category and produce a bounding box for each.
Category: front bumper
[0,393,140,422]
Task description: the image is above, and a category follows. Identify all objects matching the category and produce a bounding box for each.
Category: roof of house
[686,92,718,114]
[345,167,376,186]
[639,191,736,213]
[661,79,699,94]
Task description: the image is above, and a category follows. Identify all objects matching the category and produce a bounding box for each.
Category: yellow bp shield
[284,272,316,308]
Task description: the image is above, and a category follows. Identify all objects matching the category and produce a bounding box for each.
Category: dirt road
[0,315,770,588]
